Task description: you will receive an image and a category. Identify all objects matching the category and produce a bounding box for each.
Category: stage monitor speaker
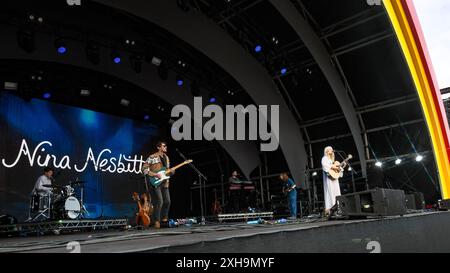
[337,188,406,217]
[438,199,450,210]
[406,192,425,210]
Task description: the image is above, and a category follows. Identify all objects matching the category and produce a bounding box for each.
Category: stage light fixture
[254,45,262,53]
[54,38,67,54]
[111,51,121,64]
[281,67,287,75]
[43,92,51,99]
[4,82,18,91]
[144,115,150,121]
[375,161,382,168]
[395,158,402,165]
[120,99,130,107]
[272,37,279,45]
[176,75,184,86]
[209,96,216,103]
[348,167,352,171]
[151,56,162,66]
[80,89,90,97]
[312,171,318,177]
[416,155,423,162]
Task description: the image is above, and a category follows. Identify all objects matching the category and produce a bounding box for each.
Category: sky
[414,0,450,90]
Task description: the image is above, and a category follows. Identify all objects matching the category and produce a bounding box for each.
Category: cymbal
[42,184,61,188]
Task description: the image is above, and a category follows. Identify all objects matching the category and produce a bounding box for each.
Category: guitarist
[142,141,174,229]
[279,172,297,220]
[321,146,346,217]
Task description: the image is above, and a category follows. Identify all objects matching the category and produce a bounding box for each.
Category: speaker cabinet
[337,188,406,217]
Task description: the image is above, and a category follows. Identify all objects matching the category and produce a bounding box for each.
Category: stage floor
[1,211,450,253]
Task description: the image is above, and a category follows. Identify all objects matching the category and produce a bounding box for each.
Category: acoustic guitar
[147,159,193,187]
[328,154,353,180]
[132,192,151,228]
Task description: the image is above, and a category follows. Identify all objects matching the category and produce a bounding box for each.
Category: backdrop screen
[0,93,159,221]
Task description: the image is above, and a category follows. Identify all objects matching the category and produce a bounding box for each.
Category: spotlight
[144,115,150,121]
[395,158,402,165]
[125,39,135,46]
[348,167,352,171]
[4,82,18,91]
[111,51,121,64]
[416,155,423,162]
[54,39,67,54]
[312,171,317,177]
[272,37,279,45]
[80,89,90,97]
[280,67,287,75]
[42,92,51,99]
[17,28,35,53]
[254,45,262,53]
[176,75,184,86]
[120,99,130,107]
[375,161,382,168]
[209,97,216,103]
[86,42,100,65]
[151,56,162,66]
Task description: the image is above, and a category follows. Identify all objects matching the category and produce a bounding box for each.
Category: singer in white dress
[321,146,344,215]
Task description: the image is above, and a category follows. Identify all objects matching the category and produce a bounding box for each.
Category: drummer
[32,167,54,196]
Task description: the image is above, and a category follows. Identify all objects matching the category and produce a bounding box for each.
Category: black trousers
[148,185,171,222]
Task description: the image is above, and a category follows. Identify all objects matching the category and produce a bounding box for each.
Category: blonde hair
[324,146,335,162]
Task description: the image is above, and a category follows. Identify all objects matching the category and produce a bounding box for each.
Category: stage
[1,211,450,253]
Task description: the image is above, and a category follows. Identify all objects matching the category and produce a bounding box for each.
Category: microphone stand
[177,148,207,225]
[335,150,358,193]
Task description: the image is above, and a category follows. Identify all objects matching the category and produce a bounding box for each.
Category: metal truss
[0,219,128,235]
[217,212,273,222]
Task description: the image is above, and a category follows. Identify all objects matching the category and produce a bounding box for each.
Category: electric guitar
[148,159,193,187]
[283,184,297,195]
[328,154,353,180]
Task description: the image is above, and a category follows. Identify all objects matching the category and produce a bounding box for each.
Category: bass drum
[53,196,81,220]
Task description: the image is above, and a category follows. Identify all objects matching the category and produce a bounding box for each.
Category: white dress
[321,156,341,210]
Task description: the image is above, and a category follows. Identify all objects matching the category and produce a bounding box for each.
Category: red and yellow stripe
[384,0,450,198]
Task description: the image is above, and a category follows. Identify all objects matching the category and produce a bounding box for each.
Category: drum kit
[27,180,88,222]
